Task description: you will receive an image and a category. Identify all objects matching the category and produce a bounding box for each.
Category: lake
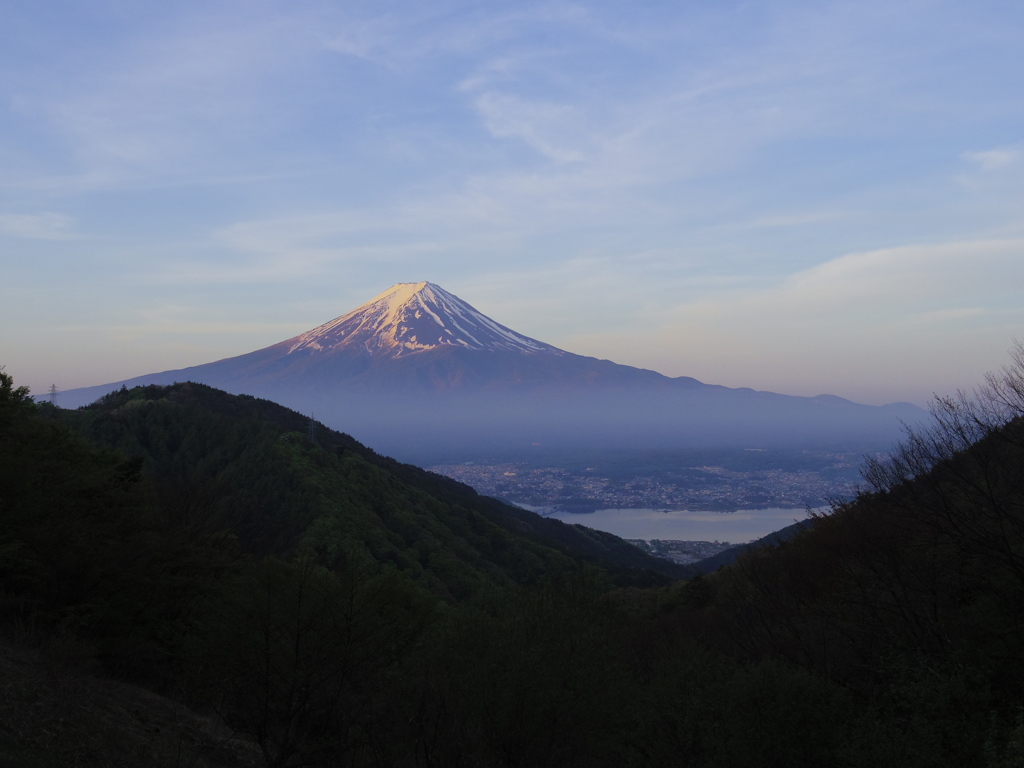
[522,506,816,544]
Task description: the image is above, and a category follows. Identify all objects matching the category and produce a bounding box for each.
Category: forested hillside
[62,382,683,592]
[3,356,1024,767]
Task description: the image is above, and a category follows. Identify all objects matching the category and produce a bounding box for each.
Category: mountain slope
[58,281,675,399]
[62,381,685,589]
[60,282,927,463]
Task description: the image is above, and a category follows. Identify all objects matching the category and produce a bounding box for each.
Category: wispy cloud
[598,239,1024,404]
[746,210,850,229]
[473,92,586,163]
[4,6,324,182]
[962,147,1020,172]
[0,212,79,240]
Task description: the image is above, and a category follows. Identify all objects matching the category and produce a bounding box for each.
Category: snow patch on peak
[285,282,565,358]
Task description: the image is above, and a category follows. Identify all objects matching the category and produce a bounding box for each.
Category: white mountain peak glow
[286,281,564,358]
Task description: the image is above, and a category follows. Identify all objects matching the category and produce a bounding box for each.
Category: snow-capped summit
[285,282,564,359]
[57,280,926,467]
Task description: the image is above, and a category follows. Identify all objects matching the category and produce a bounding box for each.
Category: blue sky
[2,0,1023,406]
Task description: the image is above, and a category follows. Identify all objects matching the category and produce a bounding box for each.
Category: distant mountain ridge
[60,282,927,463]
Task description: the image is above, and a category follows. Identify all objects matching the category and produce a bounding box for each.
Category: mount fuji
[61,282,925,463]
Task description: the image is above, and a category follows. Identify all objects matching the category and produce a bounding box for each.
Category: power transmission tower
[307,413,318,444]
[48,384,59,406]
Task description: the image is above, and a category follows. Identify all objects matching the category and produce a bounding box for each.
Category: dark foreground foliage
[4,357,1024,766]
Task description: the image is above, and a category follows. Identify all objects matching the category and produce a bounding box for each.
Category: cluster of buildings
[429,459,859,512]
